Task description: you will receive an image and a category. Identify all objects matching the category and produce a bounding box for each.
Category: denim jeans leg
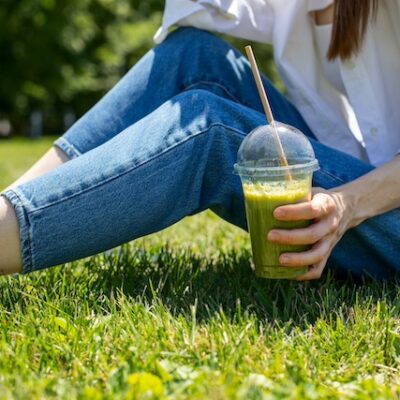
[2,90,265,273]
[54,27,313,159]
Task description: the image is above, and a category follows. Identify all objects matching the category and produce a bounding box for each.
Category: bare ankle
[0,196,23,275]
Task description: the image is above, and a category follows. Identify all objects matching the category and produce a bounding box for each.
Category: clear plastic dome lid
[234,121,319,177]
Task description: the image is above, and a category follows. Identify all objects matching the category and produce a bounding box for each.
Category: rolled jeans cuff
[0,189,34,274]
[53,137,81,160]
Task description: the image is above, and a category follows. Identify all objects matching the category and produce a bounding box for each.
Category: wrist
[331,183,368,229]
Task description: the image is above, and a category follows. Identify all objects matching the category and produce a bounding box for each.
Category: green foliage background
[0,0,278,135]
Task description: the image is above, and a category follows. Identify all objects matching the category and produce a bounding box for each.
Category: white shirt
[314,24,347,96]
[154,0,400,166]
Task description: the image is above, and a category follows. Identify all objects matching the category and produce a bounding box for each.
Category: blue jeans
[2,28,399,279]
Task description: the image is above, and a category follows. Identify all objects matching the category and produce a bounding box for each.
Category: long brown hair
[328,0,379,60]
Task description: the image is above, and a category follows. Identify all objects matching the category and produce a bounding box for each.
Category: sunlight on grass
[0,137,399,399]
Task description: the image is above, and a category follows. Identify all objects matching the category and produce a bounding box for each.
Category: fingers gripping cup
[234,122,319,279]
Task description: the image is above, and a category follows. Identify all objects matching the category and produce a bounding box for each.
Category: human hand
[267,188,354,281]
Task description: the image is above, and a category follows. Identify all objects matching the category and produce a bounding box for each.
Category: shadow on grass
[2,244,399,328]
[78,245,400,326]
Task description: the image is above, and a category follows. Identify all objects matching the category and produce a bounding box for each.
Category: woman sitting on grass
[0,0,399,280]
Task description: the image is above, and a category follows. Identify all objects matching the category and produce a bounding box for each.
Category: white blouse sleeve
[154,0,274,44]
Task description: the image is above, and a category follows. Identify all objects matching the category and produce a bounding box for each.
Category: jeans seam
[29,122,247,213]
[54,137,82,159]
[316,167,347,185]
[182,80,246,106]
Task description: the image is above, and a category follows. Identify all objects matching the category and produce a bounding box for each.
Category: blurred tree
[0,0,279,135]
[0,0,163,134]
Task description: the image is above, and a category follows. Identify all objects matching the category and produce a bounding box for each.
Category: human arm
[154,0,274,44]
[267,155,400,281]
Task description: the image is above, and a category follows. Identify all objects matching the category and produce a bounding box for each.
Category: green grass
[0,137,399,399]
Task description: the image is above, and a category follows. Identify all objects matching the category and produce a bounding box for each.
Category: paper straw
[245,45,292,179]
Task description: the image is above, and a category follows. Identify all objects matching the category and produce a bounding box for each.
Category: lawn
[0,137,399,399]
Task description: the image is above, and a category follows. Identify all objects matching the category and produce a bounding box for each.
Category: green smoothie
[243,178,311,279]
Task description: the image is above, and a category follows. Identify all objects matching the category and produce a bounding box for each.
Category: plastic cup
[234,122,319,279]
